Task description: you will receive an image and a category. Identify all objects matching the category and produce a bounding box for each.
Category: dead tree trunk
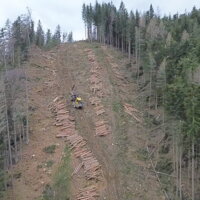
[179,144,182,199]
[128,40,131,61]
[13,121,18,163]
[3,82,12,167]
[192,140,195,200]
[25,70,29,144]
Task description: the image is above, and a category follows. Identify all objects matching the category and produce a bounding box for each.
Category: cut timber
[60,124,75,130]
[56,115,69,122]
[88,57,95,62]
[50,96,102,182]
[124,103,141,114]
[57,109,68,115]
[86,49,111,137]
[90,67,99,73]
[90,83,103,93]
[76,186,99,200]
[96,91,104,98]
[84,49,92,53]
[68,116,75,121]
[95,120,106,127]
[53,96,63,103]
[95,120,110,136]
[72,162,84,177]
[96,110,105,116]
[95,105,105,116]
[55,123,63,126]
[56,130,74,138]
[89,97,101,106]
[124,103,143,123]
[90,74,101,84]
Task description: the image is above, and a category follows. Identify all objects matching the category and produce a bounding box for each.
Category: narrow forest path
[9,42,165,200]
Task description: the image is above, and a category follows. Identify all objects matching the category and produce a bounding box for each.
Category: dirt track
[10,42,165,200]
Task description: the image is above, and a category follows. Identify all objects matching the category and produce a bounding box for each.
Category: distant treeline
[82,2,200,199]
[0,9,73,69]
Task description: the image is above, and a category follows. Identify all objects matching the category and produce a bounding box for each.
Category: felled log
[124,104,142,123]
[94,105,105,116]
[89,97,101,106]
[71,162,84,177]
[76,186,99,200]
[50,96,102,182]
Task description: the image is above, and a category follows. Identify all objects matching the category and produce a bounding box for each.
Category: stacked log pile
[110,63,125,80]
[95,121,110,136]
[89,97,101,106]
[89,70,103,97]
[49,96,102,199]
[124,103,143,123]
[94,105,105,116]
[76,186,99,200]
[86,49,111,137]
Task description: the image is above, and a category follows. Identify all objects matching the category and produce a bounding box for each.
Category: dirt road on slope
[10,42,165,200]
[54,42,165,200]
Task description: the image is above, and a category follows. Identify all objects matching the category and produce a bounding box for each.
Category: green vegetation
[112,101,123,113]
[46,160,54,168]
[37,160,54,170]
[136,148,148,161]
[53,147,71,200]
[43,145,56,154]
[41,184,54,200]
[40,146,71,200]
[82,2,200,199]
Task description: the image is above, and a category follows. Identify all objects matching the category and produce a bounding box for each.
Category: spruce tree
[35,20,44,47]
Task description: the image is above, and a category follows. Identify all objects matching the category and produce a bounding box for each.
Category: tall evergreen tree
[45,29,52,47]
[35,20,44,47]
[53,25,61,45]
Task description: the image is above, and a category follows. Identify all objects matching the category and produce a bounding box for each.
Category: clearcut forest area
[0,2,200,200]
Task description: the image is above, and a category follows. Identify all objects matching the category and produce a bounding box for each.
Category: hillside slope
[8,42,165,200]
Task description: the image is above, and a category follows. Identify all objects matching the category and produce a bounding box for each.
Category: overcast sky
[0,0,199,40]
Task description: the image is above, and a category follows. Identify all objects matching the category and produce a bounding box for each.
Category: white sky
[0,0,199,40]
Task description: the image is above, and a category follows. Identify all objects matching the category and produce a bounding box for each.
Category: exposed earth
[8,42,165,200]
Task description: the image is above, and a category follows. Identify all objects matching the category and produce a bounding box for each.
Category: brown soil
[8,42,165,200]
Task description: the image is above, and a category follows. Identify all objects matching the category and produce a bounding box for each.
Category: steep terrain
[8,42,165,200]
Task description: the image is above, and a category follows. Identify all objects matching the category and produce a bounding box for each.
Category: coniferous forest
[82,2,200,199]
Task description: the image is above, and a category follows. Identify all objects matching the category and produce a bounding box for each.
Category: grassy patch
[112,101,123,113]
[35,77,41,81]
[42,184,54,200]
[37,164,43,170]
[41,146,71,200]
[136,148,148,161]
[43,145,56,154]
[37,160,54,171]
[156,157,173,174]
[53,146,71,200]
[46,160,54,168]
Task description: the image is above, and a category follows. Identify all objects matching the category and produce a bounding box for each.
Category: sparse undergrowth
[43,145,56,154]
[39,146,71,200]
[37,160,54,170]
